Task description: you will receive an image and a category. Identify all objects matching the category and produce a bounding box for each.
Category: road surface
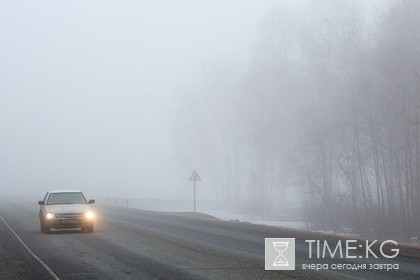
[1,199,419,279]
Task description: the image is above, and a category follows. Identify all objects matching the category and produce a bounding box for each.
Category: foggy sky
[0,1,277,199]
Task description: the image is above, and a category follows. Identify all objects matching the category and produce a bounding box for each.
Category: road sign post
[194,180,196,213]
[189,170,201,213]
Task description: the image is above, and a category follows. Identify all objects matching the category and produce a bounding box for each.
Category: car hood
[45,204,91,214]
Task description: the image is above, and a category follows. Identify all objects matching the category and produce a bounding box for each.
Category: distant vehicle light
[85,211,94,219]
[46,213,54,219]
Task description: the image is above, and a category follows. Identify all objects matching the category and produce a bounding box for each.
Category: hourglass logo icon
[265,238,295,270]
[273,241,289,266]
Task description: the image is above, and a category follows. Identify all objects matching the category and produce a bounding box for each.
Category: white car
[38,190,95,233]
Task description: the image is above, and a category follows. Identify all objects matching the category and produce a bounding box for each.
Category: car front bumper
[44,218,94,229]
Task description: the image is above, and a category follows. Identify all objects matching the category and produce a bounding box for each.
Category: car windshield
[47,192,87,205]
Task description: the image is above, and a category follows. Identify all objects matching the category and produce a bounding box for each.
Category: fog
[1,1,419,240]
[0,0,276,199]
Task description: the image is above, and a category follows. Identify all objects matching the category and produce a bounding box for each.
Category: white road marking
[0,216,60,280]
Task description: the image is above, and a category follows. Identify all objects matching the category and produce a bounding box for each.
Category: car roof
[48,189,83,194]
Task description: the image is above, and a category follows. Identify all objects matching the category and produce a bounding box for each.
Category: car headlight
[46,213,54,219]
[85,211,94,219]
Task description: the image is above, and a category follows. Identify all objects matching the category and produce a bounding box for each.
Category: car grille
[55,213,84,219]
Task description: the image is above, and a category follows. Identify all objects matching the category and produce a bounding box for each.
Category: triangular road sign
[189,170,201,181]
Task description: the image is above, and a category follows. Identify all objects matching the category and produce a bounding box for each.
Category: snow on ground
[116,198,305,229]
[203,208,305,228]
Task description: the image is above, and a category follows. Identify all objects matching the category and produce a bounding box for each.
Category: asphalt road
[1,199,419,280]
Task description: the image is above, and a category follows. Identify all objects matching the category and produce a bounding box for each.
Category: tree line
[175,0,420,239]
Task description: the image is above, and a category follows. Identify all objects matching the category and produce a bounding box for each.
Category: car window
[47,192,87,205]
[42,192,49,204]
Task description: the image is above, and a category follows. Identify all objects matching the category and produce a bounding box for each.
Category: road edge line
[0,216,60,280]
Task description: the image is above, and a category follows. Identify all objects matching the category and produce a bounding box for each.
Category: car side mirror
[88,199,95,204]
[38,201,45,205]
